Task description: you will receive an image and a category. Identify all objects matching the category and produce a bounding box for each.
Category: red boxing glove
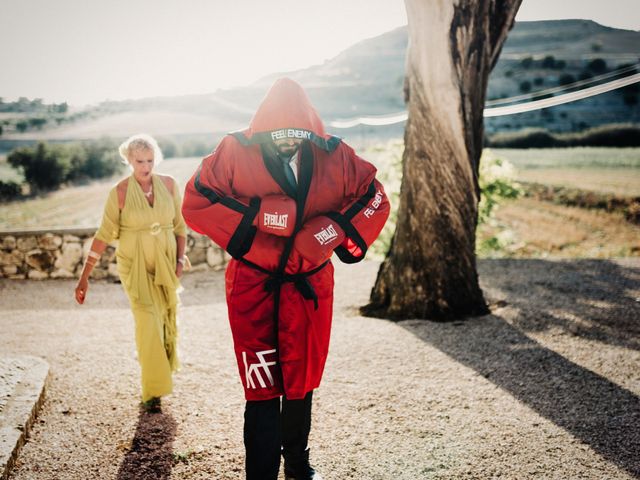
[255,195,296,237]
[294,216,346,264]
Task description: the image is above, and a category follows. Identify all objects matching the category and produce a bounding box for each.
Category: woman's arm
[75,185,121,304]
[74,237,108,304]
[175,234,186,278]
[162,174,188,278]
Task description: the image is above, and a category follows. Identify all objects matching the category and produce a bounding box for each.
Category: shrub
[519,80,532,93]
[28,117,47,129]
[488,128,557,148]
[53,102,68,114]
[587,58,607,74]
[478,150,521,224]
[558,73,576,86]
[626,201,640,224]
[180,139,214,157]
[578,70,593,81]
[158,139,178,158]
[73,140,121,180]
[487,124,640,148]
[8,143,70,191]
[623,92,639,107]
[367,140,403,259]
[0,97,69,114]
[620,82,640,107]
[540,108,554,119]
[520,56,533,69]
[542,56,556,69]
[0,180,22,201]
[361,143,522,258]
[6,140,123,192]
[568,124,640,147]
[522,183,639,225]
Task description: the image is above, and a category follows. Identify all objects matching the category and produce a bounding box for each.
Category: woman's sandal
[141,397,162,413]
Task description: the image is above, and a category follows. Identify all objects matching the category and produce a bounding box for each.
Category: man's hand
[294,216,345,265]
[255,195,296,237]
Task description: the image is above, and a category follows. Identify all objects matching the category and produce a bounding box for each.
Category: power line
[485,63,639,107]
[329,112,409,129]
[326,72,640,128]
[484,72,640,117]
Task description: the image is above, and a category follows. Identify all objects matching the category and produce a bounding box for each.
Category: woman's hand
[175,262,184,278]
[75,278,89,304]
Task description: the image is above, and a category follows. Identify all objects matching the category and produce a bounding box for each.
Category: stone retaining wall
[0,228,229,280]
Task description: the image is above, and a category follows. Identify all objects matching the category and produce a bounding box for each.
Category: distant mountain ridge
[5,19,640,141]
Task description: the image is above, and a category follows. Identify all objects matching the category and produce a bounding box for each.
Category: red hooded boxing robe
[182,78,390,401]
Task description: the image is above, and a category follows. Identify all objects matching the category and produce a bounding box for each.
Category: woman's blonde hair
[118,133,163,167]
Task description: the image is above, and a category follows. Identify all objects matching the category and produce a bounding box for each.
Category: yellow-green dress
[95,174,187,402]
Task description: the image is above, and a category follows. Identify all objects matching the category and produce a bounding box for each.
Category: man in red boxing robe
[182,77,390,480]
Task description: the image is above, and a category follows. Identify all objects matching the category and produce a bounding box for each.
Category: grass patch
[0,157,201,229]
[487,124,640,148]
[494,148,640,196]
[0,156,23,183]
[521,182,640,223]
[1,145,637,260]
[493,147,640,170]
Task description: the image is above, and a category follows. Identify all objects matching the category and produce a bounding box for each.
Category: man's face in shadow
[273,137,303,157]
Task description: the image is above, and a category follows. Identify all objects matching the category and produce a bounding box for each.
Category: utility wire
[329,112,409,129]
[484,72,640,117]
[326,72,640,128]
[485,63,640,106]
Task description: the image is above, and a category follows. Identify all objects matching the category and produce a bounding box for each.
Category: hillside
[1,20,639,144]
[488,20,640,132]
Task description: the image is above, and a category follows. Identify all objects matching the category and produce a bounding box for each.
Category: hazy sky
[1,0,638,106]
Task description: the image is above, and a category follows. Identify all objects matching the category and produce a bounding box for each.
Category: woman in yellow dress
[74,133,187,410]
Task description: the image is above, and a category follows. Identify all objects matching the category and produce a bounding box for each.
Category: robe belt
[120,223,174,236]
[239,258,329,310]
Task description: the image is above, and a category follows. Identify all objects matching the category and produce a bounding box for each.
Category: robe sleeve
[326,144,391,263]
[171,178,187,238]
[181,136,259,258]
[95,187,120,244]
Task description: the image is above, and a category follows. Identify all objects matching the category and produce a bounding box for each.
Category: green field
[0,157,202,230]
[0,155,23,183]
[1,147,639,255]
[491,148,640,169]
[478,148,640,258]
[493,147,640,196]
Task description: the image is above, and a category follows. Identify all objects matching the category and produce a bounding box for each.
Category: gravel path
[2,258,639,479]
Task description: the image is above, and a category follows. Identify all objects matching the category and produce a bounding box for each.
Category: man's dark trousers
[244,391,313,480]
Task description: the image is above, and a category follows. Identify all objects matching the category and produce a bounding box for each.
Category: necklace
[142,185,153,197]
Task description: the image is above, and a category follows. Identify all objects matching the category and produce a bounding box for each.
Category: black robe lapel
[259,140,314,216]
[296,140,313,225]
[260,143,297,199]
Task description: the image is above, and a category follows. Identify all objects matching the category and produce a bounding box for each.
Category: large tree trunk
[363,0,522,320]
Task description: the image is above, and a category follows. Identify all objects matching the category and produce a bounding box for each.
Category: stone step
[0,356,49,480]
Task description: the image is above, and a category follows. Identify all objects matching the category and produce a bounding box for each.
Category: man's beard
[276,144,300,158]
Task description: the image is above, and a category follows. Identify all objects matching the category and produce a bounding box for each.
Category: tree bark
[363,0,522,321]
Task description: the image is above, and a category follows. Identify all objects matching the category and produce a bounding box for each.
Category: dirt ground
[1,258,639,479]
[477,197,640,258]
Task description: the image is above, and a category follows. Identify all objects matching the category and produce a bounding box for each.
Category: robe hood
[239,77,339,152]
